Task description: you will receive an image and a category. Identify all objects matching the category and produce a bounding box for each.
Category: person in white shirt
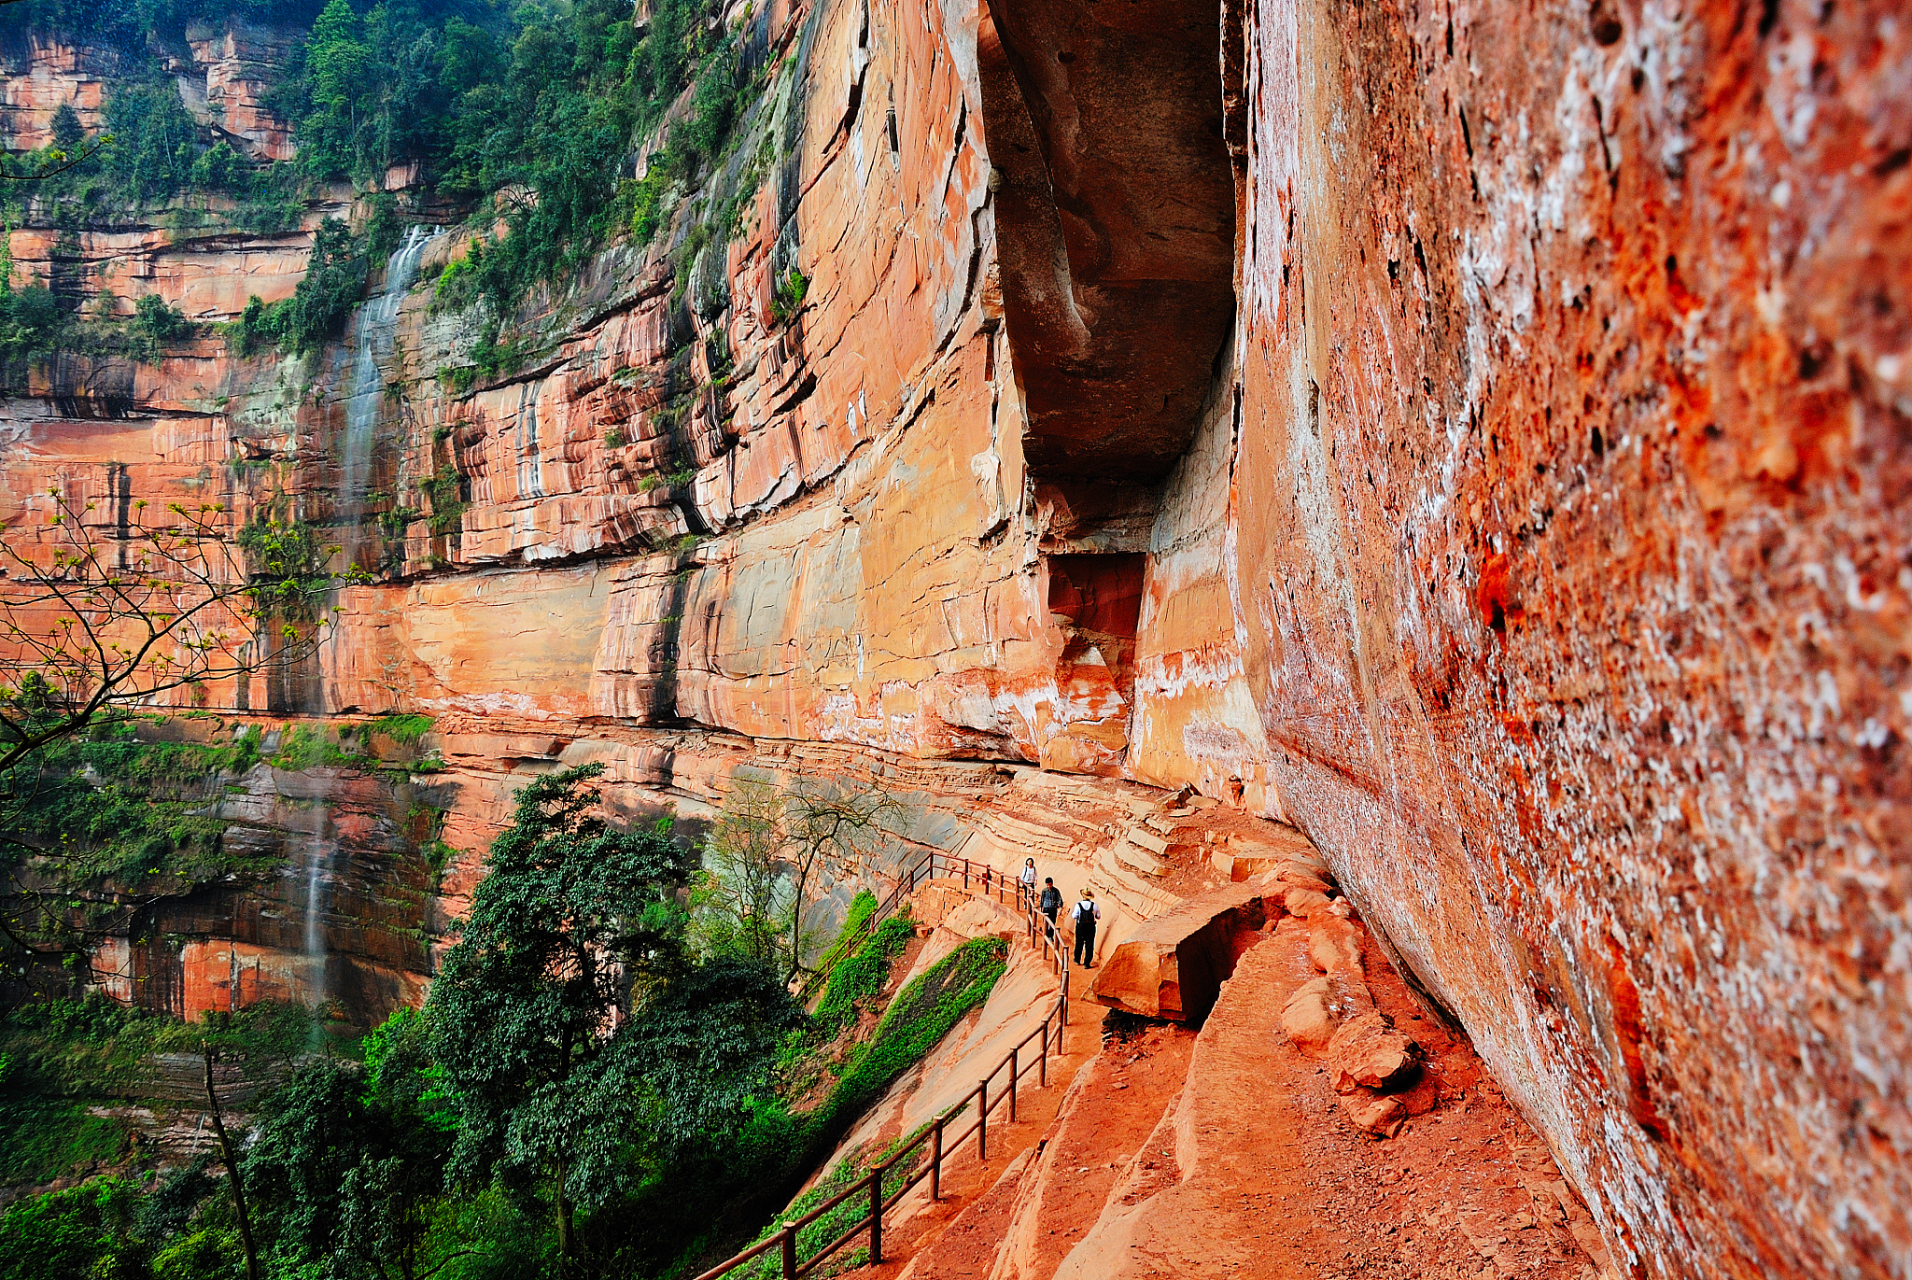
[1019,857,1038,904]
[1071,889,1102,967]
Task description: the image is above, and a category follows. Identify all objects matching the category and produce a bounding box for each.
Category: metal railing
[697,854,1075,1280]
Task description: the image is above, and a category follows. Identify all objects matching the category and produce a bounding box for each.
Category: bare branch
[0,489,357,771]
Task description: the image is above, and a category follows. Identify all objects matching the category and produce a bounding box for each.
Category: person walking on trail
[1071,889,1101,968]
[1020,857,1038,903]
[1039,877,1063,929]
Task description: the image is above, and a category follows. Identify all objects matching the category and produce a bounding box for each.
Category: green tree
[242,1053,452,1280]
[297,0,370,178]
[47,101,81,154]
[615,956,801,1155]
[0,1177,147,1280]
[690,779,901,984]
[426,763,694,1263]
[279,216,365,352]
[101,79,199,201]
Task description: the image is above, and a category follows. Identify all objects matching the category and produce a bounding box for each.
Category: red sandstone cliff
[0,0,1906,1276]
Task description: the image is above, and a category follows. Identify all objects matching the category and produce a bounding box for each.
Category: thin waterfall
[278,799,337,1013]
[302,835,334,1008]
[339,224,440,563]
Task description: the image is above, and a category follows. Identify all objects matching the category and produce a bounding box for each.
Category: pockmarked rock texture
[0,0,1906,1274]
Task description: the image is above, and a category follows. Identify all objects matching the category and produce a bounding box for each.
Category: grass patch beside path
[810,905,914,1038]
[818,935,1007,1131]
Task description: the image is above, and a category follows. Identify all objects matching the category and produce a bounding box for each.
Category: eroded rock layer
[0,0,1906,1276]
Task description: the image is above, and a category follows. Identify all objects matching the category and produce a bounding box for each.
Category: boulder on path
[1274,860,1336,894]
[1326,1011,1421,1093]
[1091,880,1277,1023]
[1308,914,1365,977]
[1340,1091,1408,1138]
[1281,977,1339,1055]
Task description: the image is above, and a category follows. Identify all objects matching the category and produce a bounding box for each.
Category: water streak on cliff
[340,225,436,564]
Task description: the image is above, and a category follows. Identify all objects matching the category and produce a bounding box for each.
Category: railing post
[869,1165,884,1264]
[781,1223,797,1280]
[1009,1047,1018,1122]
[931,1116,944,1201]
[963,861,969,890]
[1039,1016,1049,1088]
[978,1077,988,1162]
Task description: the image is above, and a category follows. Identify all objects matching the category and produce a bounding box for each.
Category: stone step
[1091,845,1182,919]
[1114,839,1168,878]
[977,812,1077,857]
[1126,826,1171,855]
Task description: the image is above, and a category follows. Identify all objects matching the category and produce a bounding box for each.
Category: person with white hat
[1070,888,1101,967]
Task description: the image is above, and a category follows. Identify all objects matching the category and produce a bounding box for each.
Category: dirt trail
[836,909,1611,1280]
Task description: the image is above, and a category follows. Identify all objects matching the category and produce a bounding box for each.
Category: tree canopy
[426,763,696,1258]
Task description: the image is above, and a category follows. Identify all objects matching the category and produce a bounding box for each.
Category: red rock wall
[1,25,297,161]
[1160,0,1911,1275]
[0,0,1906,1273]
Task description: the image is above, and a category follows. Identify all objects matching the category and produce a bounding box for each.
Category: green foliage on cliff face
[809,903,913,1039]
[0,281,62,367]
[0,1,328,42]
[371,713,434,746]
[815,936,1008,1135]
[0,60,309,227]
[0,230,197,374]
[0,721,267,887]
[0,997,318,1193]
[0,0,770,383]
[222,215,368,357]
[126,294,192,363]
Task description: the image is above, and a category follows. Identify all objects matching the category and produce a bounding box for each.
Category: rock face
[0,26,298,160]
[1090,878,1275,1022]
[1,0,1907,1275]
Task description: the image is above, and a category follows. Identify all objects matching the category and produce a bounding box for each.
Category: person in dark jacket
[1071,889,1101,967]
[1039,877,1063,928]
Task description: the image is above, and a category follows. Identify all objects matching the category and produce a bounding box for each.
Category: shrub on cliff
[278,216,365,353]
[0,1178,148,1280]
[126,294,193,364]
